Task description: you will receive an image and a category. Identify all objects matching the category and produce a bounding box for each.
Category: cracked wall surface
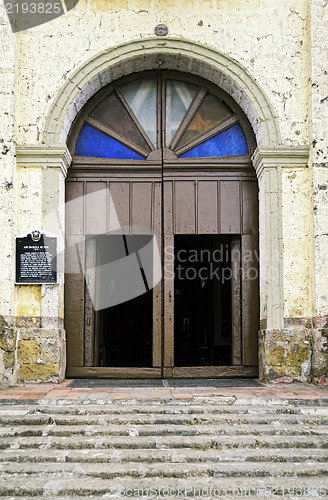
[0,0,327,384]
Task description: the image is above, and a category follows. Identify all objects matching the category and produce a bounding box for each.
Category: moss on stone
[304,319,313,329]
[0,327,17,352]
[320,328,328,354]
[286,344,309,366]
[17,340,40,364]
[265,346,285,366]
[3,351,15,369]
[40,341,61,364]
[265,365,302,382]
[20,328,60,340]
[312,352,328,378]
[19,363,60,382]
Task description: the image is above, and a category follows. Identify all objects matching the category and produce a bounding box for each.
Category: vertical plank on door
[85,182,107,235]
[66,181,84,235]
[220,181,241,233]
[242,181,259,235]
[198,181,218,234]
[84,237,96,367]
[64,233,85,368]
[132,182,153,234]
[152,234,162,368]
[175,181,196,234]
[164,181,173,234]
[152,182,162,368]
[231,236,242,365]
[109,182,130,233]
[163,233,174,367]
[241,234,260,365]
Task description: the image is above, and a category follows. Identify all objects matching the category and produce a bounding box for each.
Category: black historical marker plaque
[16,234,57,284]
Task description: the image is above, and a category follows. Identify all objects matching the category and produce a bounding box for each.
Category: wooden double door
[65,169,259,378]
[65,71,259,378]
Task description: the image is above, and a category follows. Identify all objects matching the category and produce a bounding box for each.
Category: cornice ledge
[252,146,310,177]
[15,144,72,176]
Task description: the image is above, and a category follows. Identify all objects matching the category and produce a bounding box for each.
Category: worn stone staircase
[0,397,328,498]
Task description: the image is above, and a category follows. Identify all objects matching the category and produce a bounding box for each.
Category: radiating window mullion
[169,87,207,151]
[85,117,148,157]
[118,78,157,148]
[165,80,199,146]
[177,123,248,158]
[175,115,239,157]
[115,87,155,152]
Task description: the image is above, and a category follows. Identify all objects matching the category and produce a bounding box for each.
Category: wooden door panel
[220,181,241,233]
[85,182,107,235]
[231,236,242,366]
[84,237,96,367]
[66,177,161,370]
[109,182,130,232]
[163,233,174,368]
[241,234,260,365]
[65,234,85,367]
[66,170,259,373]
[174,181,196,234]
[197,181,218,234]
[242,181,259,235]
[164,181,173,234]
[131,182,153,234]
[66,181,84,235]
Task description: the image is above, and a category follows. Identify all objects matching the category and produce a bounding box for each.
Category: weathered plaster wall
[0,2,16,386]
[311,0,328,384]
[0,0,327,384]
[15,0,310,148]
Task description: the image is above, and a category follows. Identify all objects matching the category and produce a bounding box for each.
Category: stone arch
[43,37,281,148]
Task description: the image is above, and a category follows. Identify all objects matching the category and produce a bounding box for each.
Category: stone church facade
[0,0,327,386]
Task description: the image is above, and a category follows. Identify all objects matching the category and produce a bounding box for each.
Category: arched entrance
[65,71,259,378]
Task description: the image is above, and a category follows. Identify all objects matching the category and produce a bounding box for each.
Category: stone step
[0,498,99,500]
[1,423,328,438]
[0,400,327,500]
[1,412,327,426]
[1,476,327,498]
[1,433,327,450]
[1,460,328,478]
[2,402,328,415]
[2,446,328,464]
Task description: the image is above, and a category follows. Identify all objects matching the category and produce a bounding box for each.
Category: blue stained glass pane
[75,125,144,159]
[178,124,248,158]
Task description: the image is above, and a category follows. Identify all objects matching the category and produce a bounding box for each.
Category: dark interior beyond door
[174,235,233,367]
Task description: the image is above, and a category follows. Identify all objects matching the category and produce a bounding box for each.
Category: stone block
[39,340,61,364]
[286,343,309,367]
[264,365,304,383]
[19,328,60,340]
[0,326,17,352]
[259,328,311,383]
[19,363,60,382]
[17,340,40,364]
[4,351,15,369]
[311,327,328,382]
[265,346,285,366]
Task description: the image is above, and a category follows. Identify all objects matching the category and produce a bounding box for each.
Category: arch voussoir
[43,38,280,148]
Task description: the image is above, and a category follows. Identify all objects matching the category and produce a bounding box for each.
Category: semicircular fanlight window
[73,76,250,160]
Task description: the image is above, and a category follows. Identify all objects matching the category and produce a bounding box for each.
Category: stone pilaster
[252,146,315,383]
[13,145,71,384]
